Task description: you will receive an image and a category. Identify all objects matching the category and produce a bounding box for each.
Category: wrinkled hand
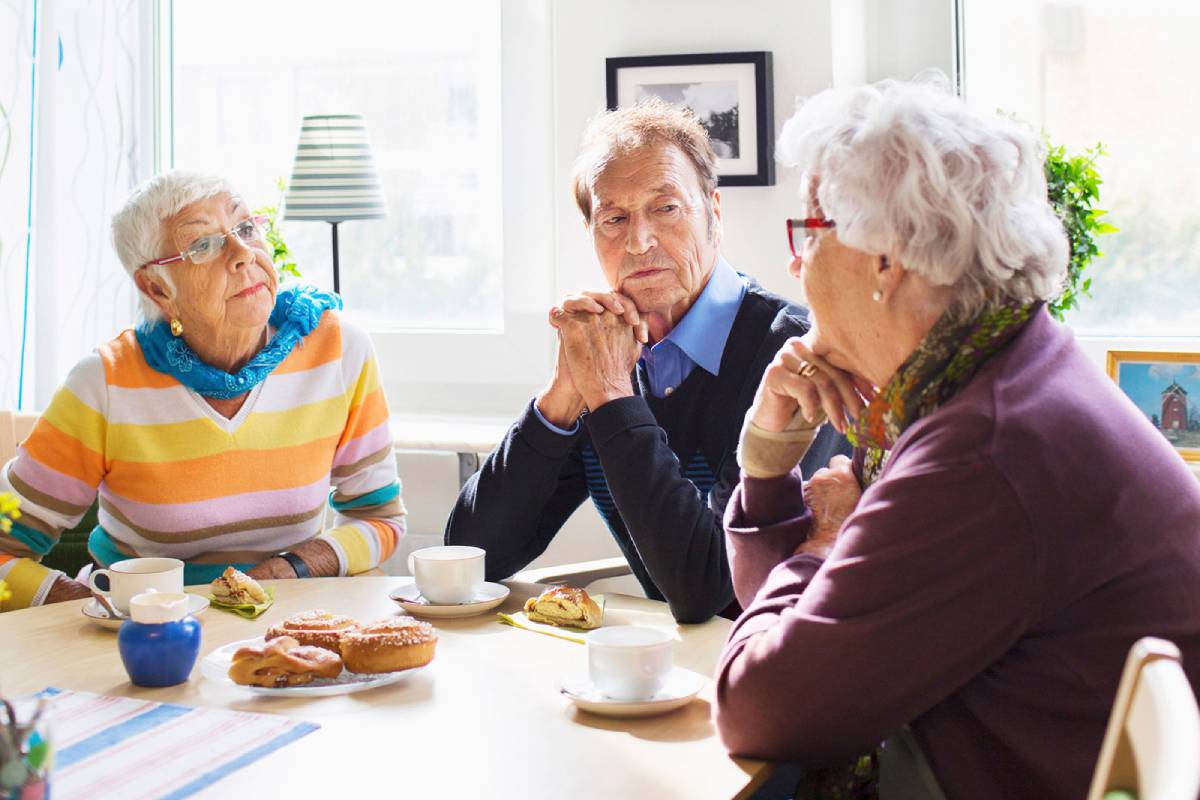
[535,291,648,427]
[552,290,649,344]
[44,575,94,604]
[796,455,862,558]
[246,557,298,581]
[551,308,643,411]
[749,333,875,435]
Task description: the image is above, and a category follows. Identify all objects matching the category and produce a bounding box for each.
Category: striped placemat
[37,687,317,800]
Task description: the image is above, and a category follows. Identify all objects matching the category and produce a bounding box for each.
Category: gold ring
[798,361,818,378]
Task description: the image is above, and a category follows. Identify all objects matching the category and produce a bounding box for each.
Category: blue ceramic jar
[117,592,202,687]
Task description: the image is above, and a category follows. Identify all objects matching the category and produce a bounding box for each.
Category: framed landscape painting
[1107,350,1200,462]
[606,51,774,186]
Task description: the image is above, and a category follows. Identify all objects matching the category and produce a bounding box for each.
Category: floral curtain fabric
[0,0,150,411]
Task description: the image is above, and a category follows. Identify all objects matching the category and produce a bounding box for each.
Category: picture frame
[1107,350,1200,462]
[606,51,774,187]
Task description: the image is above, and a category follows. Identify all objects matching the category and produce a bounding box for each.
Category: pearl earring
[872,291,883,302]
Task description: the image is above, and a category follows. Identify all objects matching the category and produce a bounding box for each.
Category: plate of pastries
[200,610,437,696]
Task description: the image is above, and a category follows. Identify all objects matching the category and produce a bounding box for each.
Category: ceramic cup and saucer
[389,546,509,618]
[82,557,209,630]
[83,593,209,631]
[559,625,706,718]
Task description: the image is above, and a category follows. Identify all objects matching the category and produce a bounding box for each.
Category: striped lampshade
[282,114,387,222]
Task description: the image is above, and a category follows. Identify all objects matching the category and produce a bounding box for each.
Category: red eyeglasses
[786,218,836,259]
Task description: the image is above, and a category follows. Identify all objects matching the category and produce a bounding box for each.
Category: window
[171,0,503,331]
[960,0,1200,337]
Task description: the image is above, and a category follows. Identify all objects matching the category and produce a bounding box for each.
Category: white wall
[866,0,955,83]
[552,0,837,302]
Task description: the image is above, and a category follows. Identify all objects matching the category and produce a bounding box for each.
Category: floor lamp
[283,114,387,294]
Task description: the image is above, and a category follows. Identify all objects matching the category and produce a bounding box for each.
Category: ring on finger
[797,360,818,378]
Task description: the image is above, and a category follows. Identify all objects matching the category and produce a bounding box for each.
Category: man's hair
[571,97,719,224]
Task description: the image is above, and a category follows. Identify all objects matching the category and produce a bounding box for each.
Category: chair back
[1087,637,1200,800]
[0,410,39,464]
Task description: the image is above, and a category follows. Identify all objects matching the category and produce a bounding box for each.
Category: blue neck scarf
[135,285,342,399]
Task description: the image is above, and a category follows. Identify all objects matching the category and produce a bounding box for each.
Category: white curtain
[0,0,151,412]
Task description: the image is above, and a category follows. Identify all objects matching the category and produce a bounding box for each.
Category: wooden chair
[0,410,39,464]
[1087,637,1200,800]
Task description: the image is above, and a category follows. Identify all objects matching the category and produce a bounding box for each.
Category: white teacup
[88,557,184,615]
[587,625,675,701]
[407,545,485,605]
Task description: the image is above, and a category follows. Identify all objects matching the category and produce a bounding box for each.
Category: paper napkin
[207,584,275,618]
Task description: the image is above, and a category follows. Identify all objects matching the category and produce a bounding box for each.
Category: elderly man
[445,100,848,623]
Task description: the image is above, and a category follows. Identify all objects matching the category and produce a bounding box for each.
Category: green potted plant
[1043,140,1119,320]
[253,178,301,281]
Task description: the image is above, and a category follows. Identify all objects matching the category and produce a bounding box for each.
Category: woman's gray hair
[111,170,235,321]
[777,75,1068,317]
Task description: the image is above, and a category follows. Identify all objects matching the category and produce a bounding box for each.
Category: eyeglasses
[141,215,268,269]
[786,217,836,259]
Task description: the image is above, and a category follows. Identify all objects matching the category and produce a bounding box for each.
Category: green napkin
[207,585,275,619]
[496,594,606,644]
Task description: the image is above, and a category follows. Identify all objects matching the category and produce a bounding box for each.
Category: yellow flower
[0,491,19,536]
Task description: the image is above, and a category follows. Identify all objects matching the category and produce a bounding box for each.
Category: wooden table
[1,578,769,798]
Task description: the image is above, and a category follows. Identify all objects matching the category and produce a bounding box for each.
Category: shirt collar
[661,256,746,376]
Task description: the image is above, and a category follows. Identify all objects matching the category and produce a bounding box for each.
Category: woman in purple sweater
[715,77,1200,799]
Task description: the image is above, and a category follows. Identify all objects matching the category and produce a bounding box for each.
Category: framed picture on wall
[606,51,774,186]
[1107,350,1200,462]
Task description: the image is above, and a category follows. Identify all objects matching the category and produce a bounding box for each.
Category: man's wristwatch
[277,551,311,579]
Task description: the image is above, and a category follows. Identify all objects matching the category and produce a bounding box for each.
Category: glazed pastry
[210,566,269,605]
[265,609,359,653]
[524,586,603,629]
[228,636,343,688]
[339,617,438,674]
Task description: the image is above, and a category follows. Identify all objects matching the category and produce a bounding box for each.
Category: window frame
[160,0,556,417]
[953,0,1200,354]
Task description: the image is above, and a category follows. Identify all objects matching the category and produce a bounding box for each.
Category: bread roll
[339,617,438,674]
[265,609,359,652]
[523,586,602,629]
[228,636,343,688]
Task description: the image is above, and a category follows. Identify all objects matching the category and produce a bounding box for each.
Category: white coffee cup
[587,625,675,701]
[88,557,185,614]
[407,545,485,605]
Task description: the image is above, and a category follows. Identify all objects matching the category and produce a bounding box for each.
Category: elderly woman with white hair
[0,171,405,610]
[714,79,1200,798]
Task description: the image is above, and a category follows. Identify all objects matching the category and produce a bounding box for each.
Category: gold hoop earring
[170,318,184,337]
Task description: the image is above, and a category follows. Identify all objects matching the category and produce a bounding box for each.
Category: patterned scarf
[849,299,1038,486]
[135,285,342,399]
[794,299,1038,800]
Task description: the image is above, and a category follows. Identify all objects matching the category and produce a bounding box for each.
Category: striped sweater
[0,310,405,610]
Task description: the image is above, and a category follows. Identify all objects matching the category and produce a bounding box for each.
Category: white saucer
[559,667,707,718]
[389,580,510,618]
[200,637,429,696]
[82,593,210,631]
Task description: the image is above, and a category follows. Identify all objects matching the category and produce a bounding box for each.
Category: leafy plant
[253,177,301,281]
[1043,141,1119,320]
